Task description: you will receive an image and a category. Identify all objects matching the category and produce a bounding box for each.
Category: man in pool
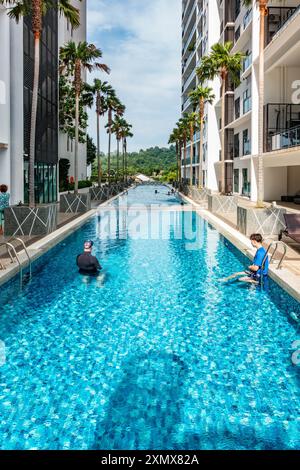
[76,240,102,275]
[220,233,269,284]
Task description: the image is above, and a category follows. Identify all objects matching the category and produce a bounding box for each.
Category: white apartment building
[0,1,87,206]
[182,0,300,203]
[59,0,87,183]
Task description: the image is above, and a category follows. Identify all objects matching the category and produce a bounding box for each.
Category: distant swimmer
[155,190,159,194]
[76,240,102,275]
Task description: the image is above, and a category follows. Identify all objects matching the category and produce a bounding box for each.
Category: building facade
[0,0,87,206]
[181,0,300,202]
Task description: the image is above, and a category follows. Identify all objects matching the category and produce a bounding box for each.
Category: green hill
[97,146,177,180]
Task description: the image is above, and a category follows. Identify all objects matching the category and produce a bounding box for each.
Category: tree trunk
[176,142,179,183]
[117,139,120,180]
[29,32,41,207]
[124,139,128,182]
[198,97,204,189]
[257,4,266,207]
[108,109,112,183]
[122,138,125,181]
[190,124,194,187]
[184,137,187,183]
[220,76,226,194]
[97,111,101,187]
[74,92,79,193]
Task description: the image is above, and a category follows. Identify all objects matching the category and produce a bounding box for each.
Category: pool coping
[181,193,300,304]
[0,190,128,289]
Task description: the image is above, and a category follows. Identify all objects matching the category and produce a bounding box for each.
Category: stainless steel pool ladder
[263,240,288,270]
[2,238,32,282]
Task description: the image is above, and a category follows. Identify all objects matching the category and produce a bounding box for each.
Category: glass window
[234,169,239,193]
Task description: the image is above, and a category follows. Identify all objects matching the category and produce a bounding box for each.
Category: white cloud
[87,0,181,152]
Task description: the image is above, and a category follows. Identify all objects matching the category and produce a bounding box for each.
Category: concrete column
[10,18,24,204]
[0,10,11,187]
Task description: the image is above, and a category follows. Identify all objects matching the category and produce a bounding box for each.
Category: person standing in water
[76,241,102,275]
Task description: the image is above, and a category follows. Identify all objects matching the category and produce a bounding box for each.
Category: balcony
[264,103,300,151]
[266,6,299,46]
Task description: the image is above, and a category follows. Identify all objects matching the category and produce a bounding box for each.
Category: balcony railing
[266,6,299,46]
[264,103,300,151]
[269,125,300,152]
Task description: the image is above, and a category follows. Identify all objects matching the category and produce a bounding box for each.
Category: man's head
[250,233,263,248]
[0,185,8,193]
[84,240,94,253]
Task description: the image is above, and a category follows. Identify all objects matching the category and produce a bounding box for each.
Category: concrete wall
[264,166,288,201]
[288,166,300,195]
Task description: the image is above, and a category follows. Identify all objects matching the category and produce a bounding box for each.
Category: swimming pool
[0,185,299,450]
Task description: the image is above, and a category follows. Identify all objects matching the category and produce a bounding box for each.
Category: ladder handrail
[5,242,21,268]
[262,240,288,270]
[9,237,32,277]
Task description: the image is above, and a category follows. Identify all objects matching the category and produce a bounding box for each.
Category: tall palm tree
[242,0,280,206]
[90,79,113,186]
[189,85,215,189]
[121,124,133,182]
[177,115,189,184]
[0,0,81,207]
[111,116,127,180]
[200,42,244,194]
[168,127,183,184]
[60,41,109,193]
[186,112,199,187]
[105,92,124,182]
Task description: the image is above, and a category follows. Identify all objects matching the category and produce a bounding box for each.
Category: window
[243,129,251,155]
[243,89,252,114]
[234,133,240,158]
[235,97,240,120]
[234,169,239,193]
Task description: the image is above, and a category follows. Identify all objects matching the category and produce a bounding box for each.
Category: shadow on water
[92,350,189,450]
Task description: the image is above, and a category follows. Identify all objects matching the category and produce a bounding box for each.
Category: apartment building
[0,1,87,206]
[58,0,87,184]
[182,0,300,202]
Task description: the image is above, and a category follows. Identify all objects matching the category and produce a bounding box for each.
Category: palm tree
[105,92,124,182]
[0,0,81,207]
[121,123,133,182]
[189,85,215,189]
[186,112,199,187]
[90,80,113,186]
[200,42,244,194]
[177,115,189,184]
[168,127,183,184]
[60,41,109,193]
[111,116,127,180]
[242,0,280,206]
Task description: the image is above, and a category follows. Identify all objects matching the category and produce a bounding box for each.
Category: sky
[87,0,182,153]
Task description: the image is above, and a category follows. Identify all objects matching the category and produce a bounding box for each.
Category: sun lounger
[279,214,300,243]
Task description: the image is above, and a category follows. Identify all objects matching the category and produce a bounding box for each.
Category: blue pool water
[0,185,299,450]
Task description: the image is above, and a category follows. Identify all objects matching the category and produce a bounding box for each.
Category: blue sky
[87,0,182,152]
